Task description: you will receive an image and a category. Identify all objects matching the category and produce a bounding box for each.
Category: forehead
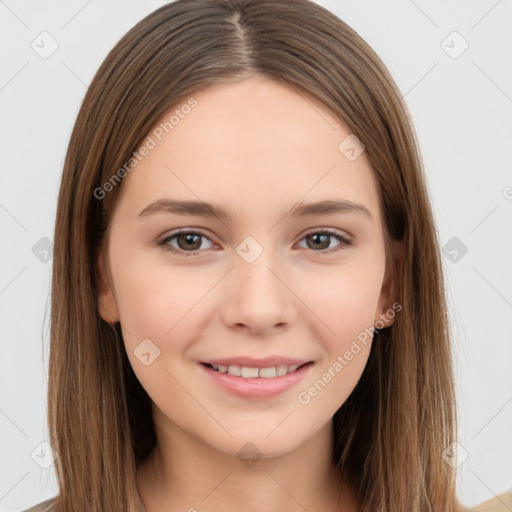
[114,76,381,224]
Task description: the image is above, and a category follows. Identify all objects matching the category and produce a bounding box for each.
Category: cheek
[295,340,371,429]
[290,271,380,427]
[111,255,210,415]
[110,249,224,406]
[291,257,384,348]
[283,258,383,414]
[110,247,213,346]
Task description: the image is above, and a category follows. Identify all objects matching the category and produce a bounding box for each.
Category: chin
[203,426,309,461]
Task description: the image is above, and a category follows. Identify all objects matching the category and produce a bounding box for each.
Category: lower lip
[200,362,314,399]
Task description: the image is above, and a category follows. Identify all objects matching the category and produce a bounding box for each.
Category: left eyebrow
[289,199,372,220]
[137,198,373,221]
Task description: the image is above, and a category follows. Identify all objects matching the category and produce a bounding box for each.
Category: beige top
[471,491,512,511]
[21,491,512,511]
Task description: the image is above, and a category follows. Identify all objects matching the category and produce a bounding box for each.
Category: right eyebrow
[138,198,233,221]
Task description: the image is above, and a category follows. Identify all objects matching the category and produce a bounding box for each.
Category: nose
[220,248,297,336]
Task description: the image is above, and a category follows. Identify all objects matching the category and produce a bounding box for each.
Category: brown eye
[158,230,215,256]
[174,233,202,251]
[297,229,352,253]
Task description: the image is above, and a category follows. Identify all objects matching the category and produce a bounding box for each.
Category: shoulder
[470,491,512,511]
[21,497,58,512]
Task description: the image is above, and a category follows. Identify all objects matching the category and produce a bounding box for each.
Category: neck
[136,409,358,512]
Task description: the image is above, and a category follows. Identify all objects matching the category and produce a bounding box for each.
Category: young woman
[22,0,505,510]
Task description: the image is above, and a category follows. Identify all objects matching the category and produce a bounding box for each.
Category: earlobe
[375,239,404,329]
[95,246,120,324]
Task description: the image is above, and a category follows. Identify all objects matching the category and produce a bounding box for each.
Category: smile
[202,362,310,378]
[199,361,314,399]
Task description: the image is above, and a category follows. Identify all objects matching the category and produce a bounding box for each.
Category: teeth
[241,366,259,378]
[209,363,306,378]
[228,364,241,376]
[259,367,276,378]
[276,365,288,376]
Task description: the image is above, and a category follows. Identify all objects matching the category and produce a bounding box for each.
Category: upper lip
[201,356,313,368]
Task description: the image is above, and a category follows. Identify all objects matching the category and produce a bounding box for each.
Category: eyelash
[156,228,352,258]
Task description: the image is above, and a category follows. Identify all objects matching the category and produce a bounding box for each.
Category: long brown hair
[49,0,464,510]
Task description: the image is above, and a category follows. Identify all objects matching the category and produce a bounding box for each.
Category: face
[96,76,400,459]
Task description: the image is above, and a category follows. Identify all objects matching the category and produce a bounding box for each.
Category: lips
[199,358,314,398]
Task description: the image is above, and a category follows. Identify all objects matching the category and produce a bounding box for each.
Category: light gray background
[1,1,511,510]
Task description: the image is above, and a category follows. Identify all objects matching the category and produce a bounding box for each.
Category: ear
[374,238,404,329]
[95,245,120,324]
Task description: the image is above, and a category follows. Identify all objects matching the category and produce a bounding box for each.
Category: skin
[96,75,403,512]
